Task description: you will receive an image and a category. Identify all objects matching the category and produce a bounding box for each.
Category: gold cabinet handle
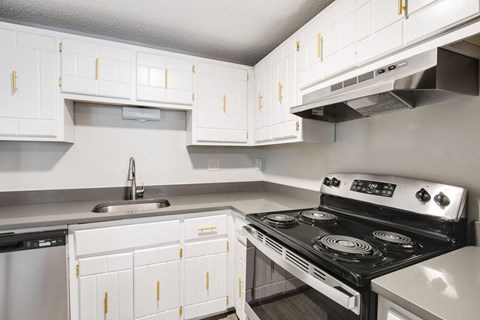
[238,278,243,298]
[198,226,217,232]
[104,292,109,314]
[223,95,227,113]
[258,94,263,111]
[398,0,407,15]
[278,82,283,103]
[317,33,324,61]
[206,272,209,291]
[12,71,17,94]
[95,58,99,80]
[156,281,160,302]
[165,69,168,89]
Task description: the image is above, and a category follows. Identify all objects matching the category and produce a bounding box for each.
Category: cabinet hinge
[192,92,195,102]
[75,264,79,277]
[296,121,300,131]
[59,42,63,53]
[179,248,183,258]
[179,306,183,316]
[58,77,62,87]
[296,41,300,52]
[226,296,229,305]
[227,241,230,252]
[246,131,249,140]
[192,65,196,73]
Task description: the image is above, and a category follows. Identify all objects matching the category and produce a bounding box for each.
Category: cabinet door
[165,57,193,104]
[271,39,300,141]
[356,0,405,64]
[61,38,98,95]
[253,59,272,143]
[134,261,180,319]
[98,44,131,99]
[184,239,228,319]
[137,53,193,105]
[196,63,248,143]
[405,0,479,44]
[321,0,356,78]
[79,270,133,320]
[61,38,131,99]
[234,254,246,320]
[0,30,57,138]
[297,15,323,88]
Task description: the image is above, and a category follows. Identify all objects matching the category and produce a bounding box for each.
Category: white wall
[0,103,263,191]
[263,96,480,221]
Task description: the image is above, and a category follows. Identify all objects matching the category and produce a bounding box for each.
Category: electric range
[244,173,467,320]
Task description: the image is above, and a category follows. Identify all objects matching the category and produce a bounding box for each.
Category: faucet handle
[136,183,145,199]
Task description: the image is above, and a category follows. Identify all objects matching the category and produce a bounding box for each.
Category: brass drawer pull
[206,272,210,291]
[278,82,283,103]
[104,292,108,314]
[398,0,407,15]
[157,281,160,302]
[12,71,17,93]
[198,226,217,232]
[223,95,227,113]
[95,58,99,80]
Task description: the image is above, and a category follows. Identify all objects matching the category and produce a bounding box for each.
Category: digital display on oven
[350,180,396,197]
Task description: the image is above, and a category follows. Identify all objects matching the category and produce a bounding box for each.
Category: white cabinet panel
[134,260,180,319]
[194,62,248,143]
[356,0,405,64]
[405,0,479,44]
[136,52,193,105]
[79,270,133,320]
[61,38,132,99]
[0,28,58,139]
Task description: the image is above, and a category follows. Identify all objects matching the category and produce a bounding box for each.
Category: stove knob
[331,178,341,187]
[323,177,332,186]
[434,192,450,207]
[415,188,431,202]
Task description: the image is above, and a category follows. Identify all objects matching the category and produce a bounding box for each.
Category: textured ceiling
[0,0,334,66]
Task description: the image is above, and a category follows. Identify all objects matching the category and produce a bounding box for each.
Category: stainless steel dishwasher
[0,229,68,320]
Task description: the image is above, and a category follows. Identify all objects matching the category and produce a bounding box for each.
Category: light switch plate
[208,159,220,171]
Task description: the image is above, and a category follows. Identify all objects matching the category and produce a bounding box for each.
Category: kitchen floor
[204,312,238,320]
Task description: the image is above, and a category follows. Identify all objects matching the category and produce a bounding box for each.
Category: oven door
[244,226,361,320]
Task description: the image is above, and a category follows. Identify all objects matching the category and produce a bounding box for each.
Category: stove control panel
[350,180,396,197]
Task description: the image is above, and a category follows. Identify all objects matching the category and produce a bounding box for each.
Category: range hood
[292,48,479,123]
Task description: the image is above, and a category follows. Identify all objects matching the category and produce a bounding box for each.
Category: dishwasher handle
[0,229,66,253]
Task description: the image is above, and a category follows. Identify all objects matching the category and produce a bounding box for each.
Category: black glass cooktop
[247,208,454,288]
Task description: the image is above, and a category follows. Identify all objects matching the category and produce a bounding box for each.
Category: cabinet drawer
[75,220,180,256]
[184,215,227,241]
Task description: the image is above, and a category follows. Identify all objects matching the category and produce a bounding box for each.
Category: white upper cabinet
[405,0,480,44]
[271,38,300,141]
[0,27,61,139]
[298,0,356,88]
[61,38,132,99]
[137,52,193,106]
[191,62,248,144]
[253,59,271,143]
[356,0,405,64]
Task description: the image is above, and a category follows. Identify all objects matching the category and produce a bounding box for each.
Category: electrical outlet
[208,159,220,171]
[255,158,263,170]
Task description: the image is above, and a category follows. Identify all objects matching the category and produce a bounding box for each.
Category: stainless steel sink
[92,198,171,213]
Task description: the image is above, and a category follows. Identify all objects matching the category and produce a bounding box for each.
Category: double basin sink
[92,198,170,213]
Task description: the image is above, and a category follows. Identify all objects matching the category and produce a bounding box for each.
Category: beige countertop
[0,191,319,231]
[372,246,480,320]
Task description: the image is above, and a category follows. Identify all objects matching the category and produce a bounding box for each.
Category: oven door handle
[245,227,360,314]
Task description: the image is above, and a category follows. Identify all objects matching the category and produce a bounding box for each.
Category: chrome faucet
[127,157,145,200]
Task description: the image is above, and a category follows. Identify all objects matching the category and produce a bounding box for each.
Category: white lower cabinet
[184,239,228,318]
[70,212,233,320]
[78,253,134,320]
[134,245,181,319]
[232,214,248,320]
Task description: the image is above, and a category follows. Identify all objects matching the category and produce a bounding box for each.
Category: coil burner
[313,235,383,262]
[370,231,421,251]
[299,210,339,225]
[264,214,298,228]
